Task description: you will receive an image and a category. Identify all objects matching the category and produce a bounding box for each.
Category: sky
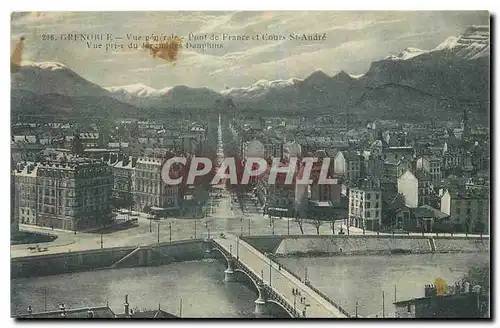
[11,11,489,91]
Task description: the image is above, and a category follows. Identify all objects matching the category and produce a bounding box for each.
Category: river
[11,259,256,318]
[11,253,489,318]
[277,253,489,318]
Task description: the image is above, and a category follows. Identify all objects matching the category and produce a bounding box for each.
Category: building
[383,156,412,183]
[397,169,433,208]
[416,155,442,185]
[440,188,489,233]
[410,205,449,232]
[11,154,19,235]
[14,162,38,225]
[265,160,297,217]
[15,295,178,319]
[382,193,410,231]
[133,156,182,214]
[394,282,487,318]
[14,157,114,231]
[363,154,385,179]
[110,155,138,207]
[333,151,361,182]
[348,179,383,230]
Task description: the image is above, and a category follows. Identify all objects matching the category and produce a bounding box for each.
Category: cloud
[10,11,490,90]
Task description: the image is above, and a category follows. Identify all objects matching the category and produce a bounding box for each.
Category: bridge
[209,234,350,318]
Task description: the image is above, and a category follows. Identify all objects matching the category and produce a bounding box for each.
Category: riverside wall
[11,239,207,279]
[242,235,489,256]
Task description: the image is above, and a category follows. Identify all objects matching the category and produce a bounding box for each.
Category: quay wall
[242,235,489,256]
[11,239,207,279]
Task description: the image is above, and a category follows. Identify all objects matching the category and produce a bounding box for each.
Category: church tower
[461,107,470,138]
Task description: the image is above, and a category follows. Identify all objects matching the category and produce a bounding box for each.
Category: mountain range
[11,25,490,121]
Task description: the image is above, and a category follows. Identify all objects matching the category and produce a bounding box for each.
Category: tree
[295,216,304,235]
[71,132,84,157]
[312,219,322,235]
[464,264,490,293]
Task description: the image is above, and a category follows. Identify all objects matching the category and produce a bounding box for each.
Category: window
[375,194,379,200]
[457,208,461,215]
[376,210,379,218]
[366,211,371,218]
[366,193,371,200]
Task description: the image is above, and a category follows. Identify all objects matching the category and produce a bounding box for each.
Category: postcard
[10,11,490,319]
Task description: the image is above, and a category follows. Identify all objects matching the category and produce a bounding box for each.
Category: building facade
[333,151,361,182]
[14,158,114,231]
[397,169,432,208]
[440,189,489,233]
[416,155,442,185]
[348,180,383,230]
[133,157,181,213]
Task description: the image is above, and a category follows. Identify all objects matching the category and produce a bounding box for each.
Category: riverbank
[11,239,208,279]
[11,231,57,245]
[243,235,489,256]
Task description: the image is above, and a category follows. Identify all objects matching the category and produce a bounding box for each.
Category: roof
[447,189,488,200]
[340,151,360,161]
[16,306,116,318]
[414,169,431,181]
[130,309,177,318]
[412,205,449,220]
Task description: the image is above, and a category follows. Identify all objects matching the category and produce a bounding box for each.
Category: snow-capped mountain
[220,78,300,101]
[435,25,490,59]
[11,61,140,118]
[386,25,489,61]
[105,83,173,98]
[106,83,221,109]
[385,47,428,61]
[10,26,489,121]
[11,61,111,97]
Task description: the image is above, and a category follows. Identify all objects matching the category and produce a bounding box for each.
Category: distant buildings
[333,151,361,182]
[397,169,432,208]
[416,155,442,185]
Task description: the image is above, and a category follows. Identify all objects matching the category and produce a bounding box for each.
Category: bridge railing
[270,255,351,317]
[212,242,301,318]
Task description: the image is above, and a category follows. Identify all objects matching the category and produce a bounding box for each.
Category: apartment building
[14,158,114,231]
[133,156,182,213]
[397,169,433,208]
[416,155,442,185]
[333,151,362,182]
[348,179,383,230]
[441,189,489,233]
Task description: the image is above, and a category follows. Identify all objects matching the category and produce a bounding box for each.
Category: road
[214,234,349,318]
[10,114,488,258]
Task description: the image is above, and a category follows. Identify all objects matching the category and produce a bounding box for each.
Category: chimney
[59,303,66,317]
[27,305,33,317]
[124,294,130,317]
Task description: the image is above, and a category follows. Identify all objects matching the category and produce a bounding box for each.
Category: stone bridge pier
[254,280,268,316]
[203,238,213,258]
[224,258,236,282]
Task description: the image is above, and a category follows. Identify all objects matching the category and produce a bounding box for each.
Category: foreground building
[133,156,182,214]
[14,158,114,230]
